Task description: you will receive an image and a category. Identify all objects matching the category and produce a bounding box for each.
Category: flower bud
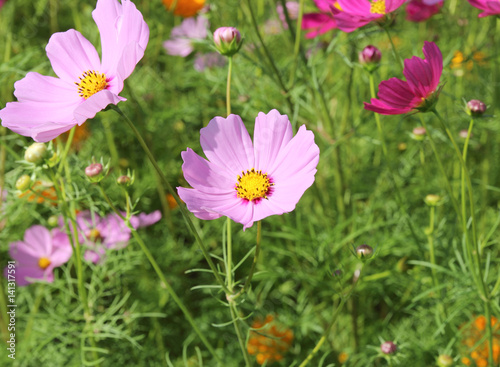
[437,354,453,367]
[459,129,471,139]
[48,215,59,227]
[117,175,131,186]
[25,143,48,164]
[213,27,242,56]
[356,244,373,259]
[85,163,103,178]
[15,174,32,191]
[466,99,486,117]
[332,269,342,277]
[424,194,441,206]
[412,127,426,141]
[380,341,397,355]
[359,45,381,73]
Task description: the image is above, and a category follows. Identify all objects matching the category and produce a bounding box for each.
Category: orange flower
[57,123,91,151]
[18,181,57,205]
[461,315,500,366]
[338,352,349,364]
[165,193,179,210]
[162,0,205,17]
[247,315,294,365]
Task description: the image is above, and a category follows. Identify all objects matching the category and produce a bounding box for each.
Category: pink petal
[163,38,194,57]
[200,115,254,175]
[50,229,73,267]
[23,225,53,257]
[46,29,101,83]
[177,187,227,220]
[130,210,162,229]
[302,13,337,38]
[403,56,433,98]
[422,41,443,90]
[73,89,125,124]
[253,109,293,171]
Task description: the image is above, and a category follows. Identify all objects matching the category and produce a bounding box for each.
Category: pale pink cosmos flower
[467,0,500,17]
[277,1,300,29]
[4,225,72,286]
[74,210,161,263]
[333,0,406,32]
[0,0,148,142]
[163,16,208,57]
[302,0,338,38]
[177,110,320,230]
[406,0,443,22]
[364,41,443,115]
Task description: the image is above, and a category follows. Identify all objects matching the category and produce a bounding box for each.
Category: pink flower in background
[74,210,161,263]
[0,0,149,142]
[406,0,443,22]
[364,41,443,115]
[302,0,338,38]
[163,16,208,56]
[177,110,320,230]
[4,225,72,286]
[333,0,406,32]
[0,0,6,8]
[467,0,500,17]
[277,1,299,29]
[194,52,226,72]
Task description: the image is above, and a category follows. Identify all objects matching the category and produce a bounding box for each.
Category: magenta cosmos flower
[163,16,208,57]
[0,0,149,142]
[332,0,406,32]
[302,0,339,39]
[406,0,443,22]
[4,225,72,286]
[364,41,443,115]
[177,110,320,230]
[467,0,500,17]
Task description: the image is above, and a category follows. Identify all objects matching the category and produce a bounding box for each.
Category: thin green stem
[22,284,45,343]
[98,184,222,364]
[112,105,231,294]
[102,118,120,169]
[298,263,367,367]
[233,221,261,299]
[428,206,437,289]
[56,126,76,175]
[384,27,404,74]
[226,57,233,116]
[229,302,253,367]
[226,218,233,291]
[288,0,305,87]
[369,74,388,156]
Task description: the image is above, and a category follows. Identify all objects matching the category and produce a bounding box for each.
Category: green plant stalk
[56,126,76,175]
[226,218,233,291]
[229,302,253,367]
[369,74,388,157]
[226,56,233,116]
[298,262,367,367]
[233,221,262,299]
[433,109,493,365]
[98,184,222,364]
[112,105,231,295]
[22,284,45,343]
[427,206,438,289]
[288,0,305,87]
[102,118,120,169]
[384,27,404,74]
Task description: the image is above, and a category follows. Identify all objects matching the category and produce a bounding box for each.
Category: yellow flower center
[370,0,386,14]
[334,2,342,11]
[38,257,51,270]
[235,168,274,202]
[75,70,108,99]
[88,228,102,242]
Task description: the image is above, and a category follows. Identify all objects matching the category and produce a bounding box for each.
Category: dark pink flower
[4,225,72,286]
[406,0,443,22]
[177,110,319,230]
[364,41,443,115]
[0,0,149,142]
[467,0,500,17]
[302,0,338,38]
[333,0,406,32]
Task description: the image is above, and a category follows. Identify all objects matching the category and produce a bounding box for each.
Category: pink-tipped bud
[85,163,103,178]
[381,341,397,355]
[412,127,426,141]
[213,27,242,56]
[356,244,373,259]
[117,175,131,186]
[359,45,381,72]
[466,99,486,117]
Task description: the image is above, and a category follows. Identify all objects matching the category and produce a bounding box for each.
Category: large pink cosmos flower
[406,0,443,22]
[4,225,72,286]
[302,0,338,38]
[467,0,500,17]
[364,41,443,115]
[332,0,406,32]
[163,16,208,57]
[73,210,161,263]
[0,0,149,142]
[177,110,320,230]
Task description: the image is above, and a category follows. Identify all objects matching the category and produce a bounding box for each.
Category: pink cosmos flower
[406,0,443,22]
[302,0,338,39]
[4,225,72,286]
[467,0,500,17]
[333,0,406,32]
[163,16,208,57]
[74,210,161,263]
[0,0,149,142]
[177,110,320,230]
[364,41,443,115]
[194,52,226,72]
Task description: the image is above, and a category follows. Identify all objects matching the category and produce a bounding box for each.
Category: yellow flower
[162,0,205,17]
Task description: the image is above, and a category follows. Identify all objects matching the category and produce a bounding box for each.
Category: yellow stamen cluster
[235,168,273,202]
[370,0,386,14]
[88,228,102,242]
[75,70,108,99]
[38,257,51,270]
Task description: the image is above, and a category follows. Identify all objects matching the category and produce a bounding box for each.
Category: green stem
[233,221,261,299]
[112,105,231,294]
[288,0,305,87]
[22,284,45,343]
[369,74,388,157]
[56,126,76,175]
[428,206,437,289]
[102,118,120,169]
[384,27,404,74]
[226,218,233,291]
[226,57,233,116]
[298,263,367,367]
[229,302,253,367]
[98,184,222,364]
